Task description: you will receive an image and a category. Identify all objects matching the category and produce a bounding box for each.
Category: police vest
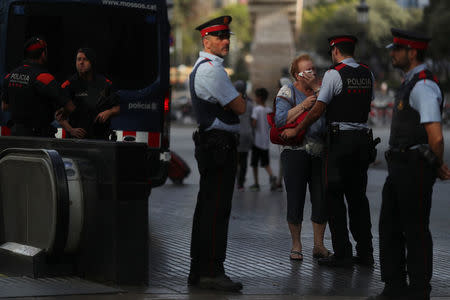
[61,73,118,139]
[389,69,443,149]
[326,62,373,123]
[189,59,239,130]
[4,63,58,128]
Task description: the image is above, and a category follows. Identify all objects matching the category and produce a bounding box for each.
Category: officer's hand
[95,111,111,123]
[302,95,317,111]
[55,108,65,121]
[281,127,298,140]
[438,163,450,180]
[70,128,87,139]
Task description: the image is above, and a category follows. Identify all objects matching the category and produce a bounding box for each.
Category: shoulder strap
[190,58,212,100]
[273,84,296,114]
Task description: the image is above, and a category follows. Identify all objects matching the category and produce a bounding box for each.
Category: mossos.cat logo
[128,101,159,111]
[101,0,157,11]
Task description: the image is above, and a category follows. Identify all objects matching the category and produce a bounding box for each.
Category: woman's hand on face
[301,71,321,91]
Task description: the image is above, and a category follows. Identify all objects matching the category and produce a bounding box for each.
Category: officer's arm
[109,105,120,116]
[1,89,7,111]
[64,100,76,114]
[1,76,9,111]
[35,73,75,112]
[225,94,246,115]
[1,101,7,112]
[280,101,326,140]
[296,101,326,133]
[424,122,450,180]
[424,122,444,165]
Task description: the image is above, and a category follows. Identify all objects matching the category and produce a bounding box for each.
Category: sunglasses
[208,30,231,40]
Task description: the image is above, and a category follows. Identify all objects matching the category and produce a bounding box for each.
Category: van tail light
[161,88,171,149]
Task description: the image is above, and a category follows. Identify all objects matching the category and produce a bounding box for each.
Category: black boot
[197,274,243,292]
[318,254,353,267]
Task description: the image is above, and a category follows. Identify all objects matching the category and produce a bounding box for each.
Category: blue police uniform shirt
[405,63,442,124]
[193,51,240,133]
[317,57,375,130]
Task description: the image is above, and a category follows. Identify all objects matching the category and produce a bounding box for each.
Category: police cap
[24,36,47,54]
[328,35,358,48]
[386,28,431,50]
[195,15,233,38]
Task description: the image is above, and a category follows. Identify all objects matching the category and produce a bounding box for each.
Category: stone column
[249,11,296,101]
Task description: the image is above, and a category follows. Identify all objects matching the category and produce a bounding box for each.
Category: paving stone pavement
[148,168,450,298]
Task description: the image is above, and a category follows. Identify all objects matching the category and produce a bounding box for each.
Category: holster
[416,144,441,169]
[326,123,340,148]
[193,129,238,166]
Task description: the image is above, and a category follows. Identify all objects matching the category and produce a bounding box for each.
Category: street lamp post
[356,0,370,25]
[356,0,370,63]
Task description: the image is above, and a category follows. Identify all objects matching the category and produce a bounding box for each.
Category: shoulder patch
[36,73,55,85]
[334,63,347,71]
[61,80,71,89]
[277,85,292,99]
[359,63,369,69]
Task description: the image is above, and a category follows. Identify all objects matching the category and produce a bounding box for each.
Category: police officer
[282,35,375,267]
[368,29,450,300]
[57,48,120,140]
[188,16,246,292]
[1,37,74,137]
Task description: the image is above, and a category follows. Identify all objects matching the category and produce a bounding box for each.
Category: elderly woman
[275,54,331,260]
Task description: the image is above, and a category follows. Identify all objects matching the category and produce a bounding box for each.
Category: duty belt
[193,129,239,148]
[385,145,440,168]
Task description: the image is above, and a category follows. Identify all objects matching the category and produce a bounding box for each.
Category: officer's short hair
[415,49,426,62]
[77,48,97,69]
[290,54,313,79]
[334,42,355,57]
[24,37,47,60]
[255,88,268,102]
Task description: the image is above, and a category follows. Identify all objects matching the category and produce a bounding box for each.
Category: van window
[6,2,159,90]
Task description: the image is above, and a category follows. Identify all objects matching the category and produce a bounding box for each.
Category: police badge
[397,100,404,110]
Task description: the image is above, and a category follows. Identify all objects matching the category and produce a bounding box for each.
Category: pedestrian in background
[234,80,253,191]
[275,54,330,261]
[369,28,450,300]
[282,35,375,268]
[188,15,245,292]
[250,87,276,191]
[274,68,293,192]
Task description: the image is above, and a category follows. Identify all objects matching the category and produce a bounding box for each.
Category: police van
[0,0,171,187]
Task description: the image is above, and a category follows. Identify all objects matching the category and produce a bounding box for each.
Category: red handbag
[267,110,308,146]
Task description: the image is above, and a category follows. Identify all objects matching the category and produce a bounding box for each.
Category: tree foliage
[422,0,450,86]
[212,4,251,48]
[301,0,421,80]
[171,1,250,68]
